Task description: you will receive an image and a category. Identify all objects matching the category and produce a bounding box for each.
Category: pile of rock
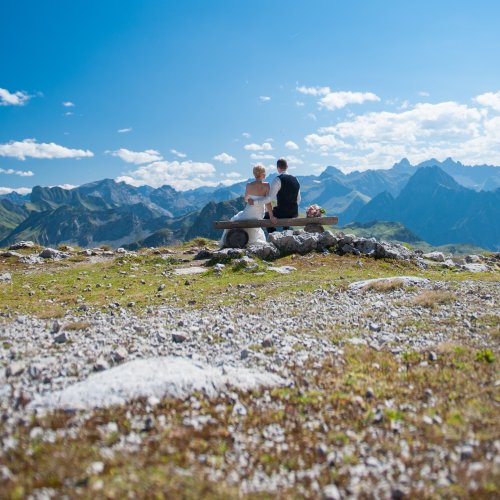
[205,230,416,263]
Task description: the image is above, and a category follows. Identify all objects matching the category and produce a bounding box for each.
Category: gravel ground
[1,269,499,497]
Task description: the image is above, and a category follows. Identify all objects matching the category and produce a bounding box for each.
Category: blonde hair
[253,164,266,179]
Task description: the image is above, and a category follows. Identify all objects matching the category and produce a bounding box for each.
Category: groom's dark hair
[277,158,288,170]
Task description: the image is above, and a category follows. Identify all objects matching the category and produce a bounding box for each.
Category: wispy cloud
[0,88,31,106]
[213,152,237,164]
[244,142,273,151]
[109,148,162,165]
[170,149,187,158]
[0,186,32,195]
[250,153,275,160]
[0,139,93,160]
[285,140,299,150]
[117,160,216,190]
[118,127,132,133]
[62,101,75,107]
[0,167,34,177]
[224,171,242,178]
[319,91,380,110]
[296,85,330,96]
[259,96,271,102]
[242,132,251,138]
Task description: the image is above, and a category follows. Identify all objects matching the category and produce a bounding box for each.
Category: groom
[248,157,301,233]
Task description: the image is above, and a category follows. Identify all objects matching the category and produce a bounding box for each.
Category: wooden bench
[213,216,338,248]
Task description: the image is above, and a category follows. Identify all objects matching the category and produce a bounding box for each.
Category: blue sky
[1,0,500,193]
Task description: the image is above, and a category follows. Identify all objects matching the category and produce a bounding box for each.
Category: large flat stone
[30,357,285,410]
[348,276,430,291]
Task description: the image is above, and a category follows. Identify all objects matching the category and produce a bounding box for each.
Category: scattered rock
[39,248,68,259]
[54,332,69,344]
[423,252,446,262]
[172,333,187,343]
[93,357,109,372]
[6,361,25,377]
[0,272,12,282]
[323,483,342,499]
[9,241,35,250]
[462,263,489,273]
[111,347,128,363]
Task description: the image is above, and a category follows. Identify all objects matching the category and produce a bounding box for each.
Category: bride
[220,164,273,247]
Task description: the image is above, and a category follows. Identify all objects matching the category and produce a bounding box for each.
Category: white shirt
[251,175,301,205]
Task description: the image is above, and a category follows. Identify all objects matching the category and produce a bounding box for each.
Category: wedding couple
[221,158,301,247]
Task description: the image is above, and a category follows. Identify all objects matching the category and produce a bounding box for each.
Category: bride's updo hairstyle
[253,164,266,179]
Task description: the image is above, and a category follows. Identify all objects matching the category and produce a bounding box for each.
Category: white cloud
[296,85,330,96]
[110,148,162,165]
[244,142,273,151]
[242,132,251,138]
[319,91,380,110]
[0,88,31,106]
[224,172,242,178]
[0,167,34,177]
[296,101,305,107]
[170,149,187,158]
[418,91,430,97]
[118,127,132,133]
[0,139,94,161]
[286,155,304,165]
[305,98,500,169]
[285,140,299,150]
[0,186,32,195]
[250,153,275,160]
[116,160,217,190]
[213,152,237,164]
[56,184,78,190]
[62,101,75,107]
[474,91,500,112]
[259,96,271,102]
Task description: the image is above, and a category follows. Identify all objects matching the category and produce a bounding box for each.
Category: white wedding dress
[220,200,267,247]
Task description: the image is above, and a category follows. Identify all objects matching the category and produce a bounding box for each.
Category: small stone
[240,349,250,360]
[428,351,438,362]
[232,401,247,416]
[158,283,166,291]
[172,333,187,343]
[0,272,12,282]
[87,461,105,475]
[51,320,61,334]
[112,347,128,363]
[262,337,274,348]
[127,302,135,307]
[369,322,381,332]
[323,483,342,500]
[94,358,109,372]
[365,387,375,399]
[460,445,474,461]
[54,332,69,344]
[7,361,25,377]
[424,388,433,400]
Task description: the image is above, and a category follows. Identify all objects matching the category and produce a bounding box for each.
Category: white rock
[423,252,445,262]
[462,263,489,273]
[174,266,207,275]
[348,276,430,291]
[268,266,297,274]
[30,357,285,410]
[0,272,12,282]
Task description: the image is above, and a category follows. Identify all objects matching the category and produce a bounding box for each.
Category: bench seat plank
[213,216,338,230]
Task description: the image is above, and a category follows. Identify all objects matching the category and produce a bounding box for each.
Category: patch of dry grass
[362,278,405,292]
[63,321,91,331]
[410,289,458,308]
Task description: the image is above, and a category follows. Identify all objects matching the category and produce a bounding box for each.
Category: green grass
[1,249,498,318]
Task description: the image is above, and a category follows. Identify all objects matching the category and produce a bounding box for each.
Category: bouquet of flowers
[306,204,326,218]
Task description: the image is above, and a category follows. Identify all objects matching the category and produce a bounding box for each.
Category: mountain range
[0,157,499,250]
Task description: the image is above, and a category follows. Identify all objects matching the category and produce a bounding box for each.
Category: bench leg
[225,228,249,248]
